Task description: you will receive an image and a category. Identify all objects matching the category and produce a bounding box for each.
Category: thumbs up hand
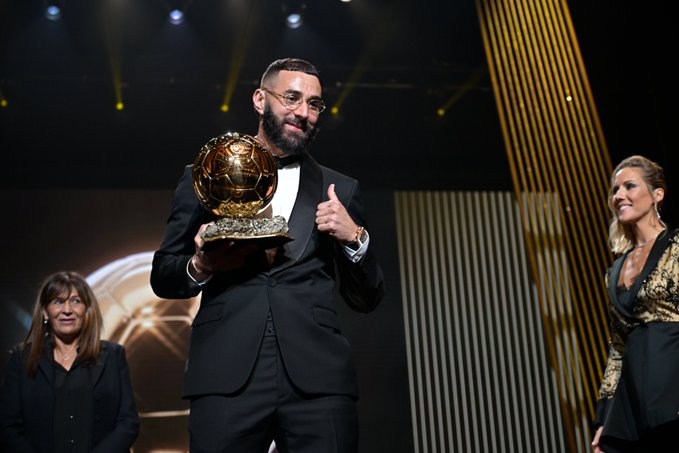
[316,184,359,244]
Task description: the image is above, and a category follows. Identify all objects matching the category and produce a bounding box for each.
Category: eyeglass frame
[261,87,326,114]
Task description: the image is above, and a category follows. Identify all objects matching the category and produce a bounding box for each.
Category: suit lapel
[607,254,626,310]
[628,228,673,295]
[608,229,673,317]
[37,346,54,387]
[272,154,323,273]
[90,346,108,388]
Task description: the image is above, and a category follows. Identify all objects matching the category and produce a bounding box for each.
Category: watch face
[360,229,368,243]
[356,227,367,247]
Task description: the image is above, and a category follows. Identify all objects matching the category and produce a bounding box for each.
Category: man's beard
[262,104,318,156]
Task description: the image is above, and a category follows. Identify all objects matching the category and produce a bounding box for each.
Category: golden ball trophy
[192,132,292,250]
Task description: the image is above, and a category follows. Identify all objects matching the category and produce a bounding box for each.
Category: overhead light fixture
[168,9,184,25]
[286,13,303,29]
[45,3,62,21]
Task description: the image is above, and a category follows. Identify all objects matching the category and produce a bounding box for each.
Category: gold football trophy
[192,132,292,250]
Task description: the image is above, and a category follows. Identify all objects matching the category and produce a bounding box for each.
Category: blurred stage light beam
[436,65,486,117]
[331,1,399,115]
[220,0,262,113]
[102,1,125,111]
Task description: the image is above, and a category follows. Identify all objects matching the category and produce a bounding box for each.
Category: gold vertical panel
[476,0,613,450]
[396,191,568,452]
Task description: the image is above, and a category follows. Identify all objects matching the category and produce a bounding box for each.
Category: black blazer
[151,154,385,398]
[0,340,139,453]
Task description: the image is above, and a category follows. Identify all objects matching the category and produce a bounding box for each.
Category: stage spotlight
[45,4,61,21]
[286,13,303,29]
[169,9,184,25]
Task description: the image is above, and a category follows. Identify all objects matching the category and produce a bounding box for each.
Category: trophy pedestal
[201,215,293,251]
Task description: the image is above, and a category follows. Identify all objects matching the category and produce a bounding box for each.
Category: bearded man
[150,58,385,453]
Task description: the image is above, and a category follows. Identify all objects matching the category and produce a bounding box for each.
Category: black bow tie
[275,154,301,169]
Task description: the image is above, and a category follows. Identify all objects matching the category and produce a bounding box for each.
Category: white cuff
[186,258,212,286]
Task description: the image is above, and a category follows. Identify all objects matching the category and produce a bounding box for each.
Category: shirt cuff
[186,258,212,286]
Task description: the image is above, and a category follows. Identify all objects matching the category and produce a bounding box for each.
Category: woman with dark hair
[592,155,679,452]
[0,271,139,452]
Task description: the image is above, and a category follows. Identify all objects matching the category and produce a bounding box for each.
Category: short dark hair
[260,58,321,87]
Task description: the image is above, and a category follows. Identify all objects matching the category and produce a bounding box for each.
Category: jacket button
[268,278,277,287]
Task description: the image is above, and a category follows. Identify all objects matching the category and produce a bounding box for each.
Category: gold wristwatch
[349,226,367,248]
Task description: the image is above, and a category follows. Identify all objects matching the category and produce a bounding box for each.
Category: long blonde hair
[608,155,667,254]
[22,271,104,376]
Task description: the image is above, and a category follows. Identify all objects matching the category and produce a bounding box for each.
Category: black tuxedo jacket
[151,154,385,399]
[0,341,139,453]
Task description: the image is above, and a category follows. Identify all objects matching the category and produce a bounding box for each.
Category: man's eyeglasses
[261,88,326,114]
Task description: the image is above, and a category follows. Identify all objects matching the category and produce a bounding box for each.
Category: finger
[327,183,338,201]
[208,240,236,254]
[195,231,206,249]
[198,221,215,233]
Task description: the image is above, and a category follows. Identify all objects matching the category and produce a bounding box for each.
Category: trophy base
[201,215,293,251]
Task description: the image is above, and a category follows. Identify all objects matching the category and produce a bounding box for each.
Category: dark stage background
[1,1,677,196]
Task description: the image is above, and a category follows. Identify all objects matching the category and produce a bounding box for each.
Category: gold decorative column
[476,0,613,449]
